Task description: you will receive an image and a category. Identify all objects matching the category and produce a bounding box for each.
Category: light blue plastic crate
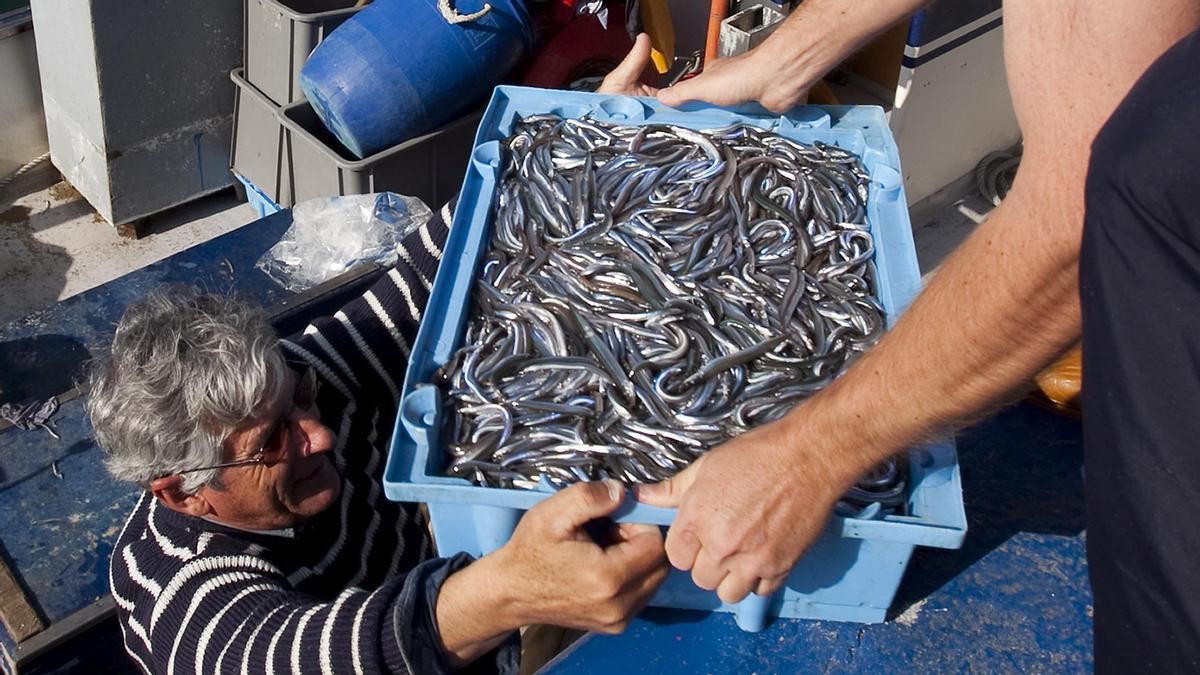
[384,86,967,631]
[232,170,283,219]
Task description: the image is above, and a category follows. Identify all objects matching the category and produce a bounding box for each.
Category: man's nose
[293,408,335,458]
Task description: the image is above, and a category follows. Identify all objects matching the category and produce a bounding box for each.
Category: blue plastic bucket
[299,0,533,158]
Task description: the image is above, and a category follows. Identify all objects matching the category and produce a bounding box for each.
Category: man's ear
[150,475,213,518]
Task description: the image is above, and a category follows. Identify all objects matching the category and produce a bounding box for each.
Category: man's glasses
[175,367,319,476]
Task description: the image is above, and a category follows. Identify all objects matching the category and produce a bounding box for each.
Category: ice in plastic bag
[256,193,432,292]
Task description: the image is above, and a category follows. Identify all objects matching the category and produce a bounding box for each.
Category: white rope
[0,151,51,190]
[438,0,492,24]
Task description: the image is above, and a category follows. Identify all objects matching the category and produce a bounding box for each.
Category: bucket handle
[438,0,492,24]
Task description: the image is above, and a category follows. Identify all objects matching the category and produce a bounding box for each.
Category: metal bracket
[718,4,786,58]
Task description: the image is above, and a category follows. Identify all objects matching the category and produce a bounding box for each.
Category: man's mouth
[293,460,325,487]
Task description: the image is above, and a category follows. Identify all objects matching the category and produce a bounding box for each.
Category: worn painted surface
[31,0,110,215]
[0,211,293,657]
[543,404,1092,672]
[30,0,242,225]
[0,185,255,327]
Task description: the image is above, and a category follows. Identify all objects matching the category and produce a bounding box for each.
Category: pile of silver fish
[436,114,906,510]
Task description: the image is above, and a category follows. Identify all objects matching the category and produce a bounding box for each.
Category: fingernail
[605,479,624,502]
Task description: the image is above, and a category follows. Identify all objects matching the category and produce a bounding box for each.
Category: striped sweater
[109,203,517,674]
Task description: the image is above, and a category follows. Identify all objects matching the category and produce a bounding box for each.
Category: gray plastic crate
[245,0,361,105]
[230,68,291,206]
[279,98,482,209]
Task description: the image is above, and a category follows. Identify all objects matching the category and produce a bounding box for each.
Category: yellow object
[1035,343,1082,408]
[639,0,675,74]
[807,81,839,105]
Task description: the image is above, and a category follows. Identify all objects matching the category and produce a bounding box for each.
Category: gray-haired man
[88,203,667,675]
[89,48,673,675]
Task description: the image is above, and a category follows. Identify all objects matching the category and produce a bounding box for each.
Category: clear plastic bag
[256,193,432,292]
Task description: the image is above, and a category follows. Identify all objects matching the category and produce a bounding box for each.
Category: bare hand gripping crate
[383,87,968,631]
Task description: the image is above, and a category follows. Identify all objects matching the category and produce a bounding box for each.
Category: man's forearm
[789,0,1200,485]
[782,176,1082,485]
[753,0,928,97]
[434,552,522,668]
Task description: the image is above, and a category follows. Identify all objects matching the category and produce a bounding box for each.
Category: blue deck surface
[542,403,1092,672]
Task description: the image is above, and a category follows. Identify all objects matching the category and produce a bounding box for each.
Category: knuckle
[664,544,694,571]
[584,567,607,590]
[600,574,624,600]
[588,568,622,600]
[767,560,794,580]
[708,537,737,560]
[579,481,607,506]
[525,502,549,522]
[599,602,627,627]
[653,565,672,584]
[763,545,799,578]
[746,553,779,578]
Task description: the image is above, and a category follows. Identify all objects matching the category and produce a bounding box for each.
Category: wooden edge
[0,556,44,643]
[13,597,116,667]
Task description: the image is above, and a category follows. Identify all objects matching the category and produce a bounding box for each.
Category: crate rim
[277,98,484,170]
[230,67,281,118]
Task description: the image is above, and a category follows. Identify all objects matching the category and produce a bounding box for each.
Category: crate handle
[596,97,650,123]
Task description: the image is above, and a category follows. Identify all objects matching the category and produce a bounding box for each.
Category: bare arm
[640,0,1200,603]
[658,0,926,111]
[431,556,515,667]
[810,0,1200,479]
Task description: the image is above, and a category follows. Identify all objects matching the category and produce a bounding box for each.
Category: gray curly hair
[86,288,289,493]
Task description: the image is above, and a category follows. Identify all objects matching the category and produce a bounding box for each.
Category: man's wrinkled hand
[496,480,669,633]
[656,48,812,112]
[636,417,849,603]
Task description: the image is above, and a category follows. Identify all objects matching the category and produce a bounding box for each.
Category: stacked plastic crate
[231,0,361,215]
[231,0,482,217]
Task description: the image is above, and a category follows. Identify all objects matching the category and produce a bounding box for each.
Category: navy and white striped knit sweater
[109,202,518,674]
